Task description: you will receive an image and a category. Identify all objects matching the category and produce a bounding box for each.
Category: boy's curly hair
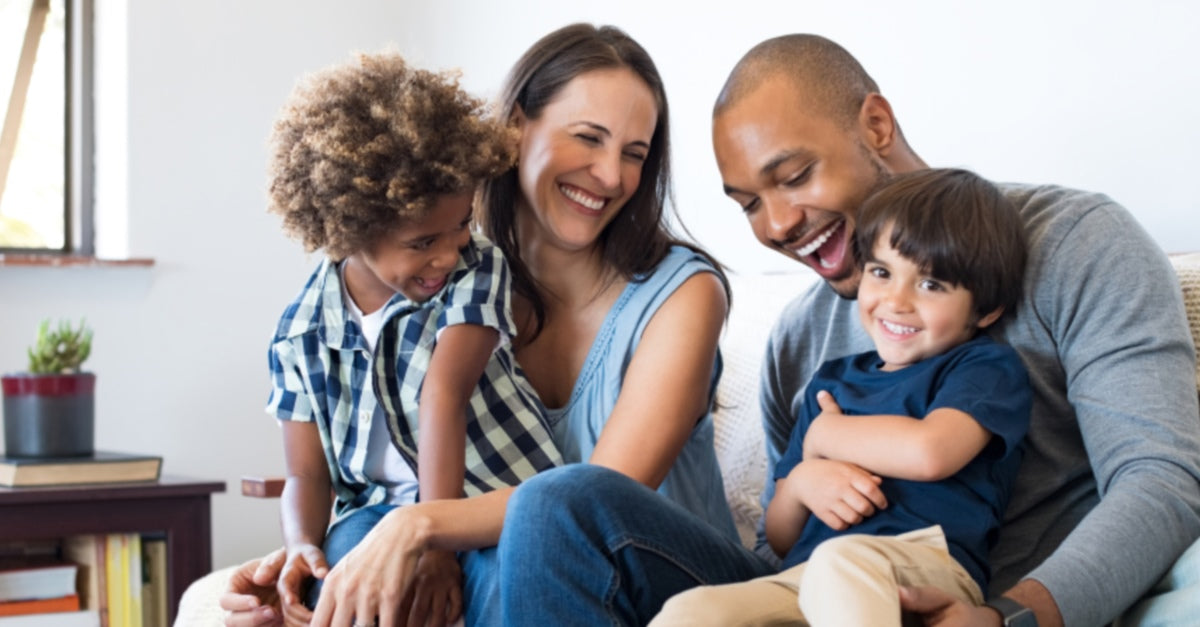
[268,53,516,260]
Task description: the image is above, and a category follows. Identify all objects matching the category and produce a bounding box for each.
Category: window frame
[0,0,93,257]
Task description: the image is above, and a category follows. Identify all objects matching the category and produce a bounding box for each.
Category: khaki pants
[651,525,983,627]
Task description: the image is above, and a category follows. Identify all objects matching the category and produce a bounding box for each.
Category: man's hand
[220,548,287,627]
[790,458,887,530]
[898,586,1001,627]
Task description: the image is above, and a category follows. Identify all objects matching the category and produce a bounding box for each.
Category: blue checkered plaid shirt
[266,232,561,519]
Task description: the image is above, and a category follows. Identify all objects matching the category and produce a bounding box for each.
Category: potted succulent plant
[2,319,95,458]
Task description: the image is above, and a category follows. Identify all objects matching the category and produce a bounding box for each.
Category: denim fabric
[305,503,398,608]
[496,465,776,626]
[461,547,500,625]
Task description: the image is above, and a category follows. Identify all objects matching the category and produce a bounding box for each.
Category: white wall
[1,0,1197,571]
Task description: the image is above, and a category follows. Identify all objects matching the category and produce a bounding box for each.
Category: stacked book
[0,535,168,627]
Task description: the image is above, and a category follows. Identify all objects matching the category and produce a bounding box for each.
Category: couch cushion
[1170,253,1200,392]
[713,270,820,548]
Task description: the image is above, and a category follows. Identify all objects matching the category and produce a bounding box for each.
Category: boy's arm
[804,391,992,482]
[418,323,499,501]
[764,478,808,557]
[278,420,332,611]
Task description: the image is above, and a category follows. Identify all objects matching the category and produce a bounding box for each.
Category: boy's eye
[919,279,944,291]
[867,265,889,279]
[409,239,434,251]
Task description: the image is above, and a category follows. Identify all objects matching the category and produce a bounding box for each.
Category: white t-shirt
[340,266,419,506]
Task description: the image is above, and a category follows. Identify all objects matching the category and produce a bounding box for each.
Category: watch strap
[984,596,1038,627]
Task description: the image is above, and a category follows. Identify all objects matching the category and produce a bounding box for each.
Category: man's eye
[783,166,812,187]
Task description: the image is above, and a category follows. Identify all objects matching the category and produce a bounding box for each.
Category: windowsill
[0,254,154,267]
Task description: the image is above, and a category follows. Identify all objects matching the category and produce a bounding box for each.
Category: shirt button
[359,411,370,424]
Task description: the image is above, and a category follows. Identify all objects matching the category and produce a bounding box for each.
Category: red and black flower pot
[1,372,95,458]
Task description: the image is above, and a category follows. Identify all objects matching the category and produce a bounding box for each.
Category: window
[0,0,91,255]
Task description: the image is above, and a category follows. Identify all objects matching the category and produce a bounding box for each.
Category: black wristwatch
[984,597,1038,627]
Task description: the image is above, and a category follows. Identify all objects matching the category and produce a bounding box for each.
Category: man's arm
[1004,199,1200,626]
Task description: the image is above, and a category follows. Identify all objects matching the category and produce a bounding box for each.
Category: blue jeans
[1115,535,1200,626]
[305,503,500,624]
[495,465,776,626]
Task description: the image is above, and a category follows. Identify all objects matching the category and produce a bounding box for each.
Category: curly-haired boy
[263,53,560,621]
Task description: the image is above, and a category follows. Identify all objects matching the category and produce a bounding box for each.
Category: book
[104,535,142,627]
[103,538,123,627]
[0,610,100,626]
[0,564,77,603]
[61,536,107,627]
[138,538,165,627]
[0,452,161,487]
[0,594,79,617]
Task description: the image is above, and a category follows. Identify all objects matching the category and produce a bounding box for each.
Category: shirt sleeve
[438,234,517,339]
[265,338,315,423]
[1023,203,1200,626]
[928,342,1032,459]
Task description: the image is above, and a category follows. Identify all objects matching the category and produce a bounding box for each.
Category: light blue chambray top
[543,245,739,542]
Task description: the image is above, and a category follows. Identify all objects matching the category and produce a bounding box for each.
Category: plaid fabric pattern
[267,233,560,518]
[375,233,561,496]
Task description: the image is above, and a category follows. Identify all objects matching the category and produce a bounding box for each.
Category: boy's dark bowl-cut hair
[855,168,1027,321]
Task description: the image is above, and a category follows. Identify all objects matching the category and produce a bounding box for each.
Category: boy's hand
[278,543,326,625]
[788,458,886,530]
[398,549,463,626]
[803,390,843,460]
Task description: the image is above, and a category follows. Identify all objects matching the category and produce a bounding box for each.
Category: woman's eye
[576,133,600,145]
[623,150,647,163]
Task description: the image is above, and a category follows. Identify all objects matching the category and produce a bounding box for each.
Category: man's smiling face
[713,78,891,298]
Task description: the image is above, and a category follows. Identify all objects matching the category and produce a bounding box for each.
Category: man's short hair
[714,34,878,129]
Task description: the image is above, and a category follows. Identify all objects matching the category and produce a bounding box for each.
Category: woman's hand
[220,548,287,627]
[310,506,432,627]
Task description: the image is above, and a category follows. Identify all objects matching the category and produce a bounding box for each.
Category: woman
[223,23,737,626]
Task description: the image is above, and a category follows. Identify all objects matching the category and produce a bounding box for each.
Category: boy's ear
[975,307,1005,330]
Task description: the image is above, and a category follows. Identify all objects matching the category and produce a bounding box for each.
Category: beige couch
[176,255,1200,625]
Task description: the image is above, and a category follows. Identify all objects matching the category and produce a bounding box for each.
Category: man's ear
[976,307,1005,330]
[858,93,898,157]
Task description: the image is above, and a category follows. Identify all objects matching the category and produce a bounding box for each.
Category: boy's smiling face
[857,228,1002,371]
[347,191,474,310]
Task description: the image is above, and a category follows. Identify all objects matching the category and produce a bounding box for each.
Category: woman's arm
[589,272,728,487]
[803,391,992,482]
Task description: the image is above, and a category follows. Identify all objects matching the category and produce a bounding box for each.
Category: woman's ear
[975,307,1005,330]
[510,104,527,130]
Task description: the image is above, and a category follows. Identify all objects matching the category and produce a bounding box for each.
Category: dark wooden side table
[0,475,226,623]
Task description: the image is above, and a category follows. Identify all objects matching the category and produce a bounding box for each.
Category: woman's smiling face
[514,67,658,253]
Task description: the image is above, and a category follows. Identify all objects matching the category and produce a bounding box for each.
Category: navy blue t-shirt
[774,334,1031,591]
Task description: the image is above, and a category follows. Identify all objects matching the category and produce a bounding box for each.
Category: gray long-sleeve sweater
[755,183,1200,627]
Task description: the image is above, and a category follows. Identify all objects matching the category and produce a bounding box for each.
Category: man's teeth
[796,222,841,258]
[881,320,918,335]
[561,185,605,210]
